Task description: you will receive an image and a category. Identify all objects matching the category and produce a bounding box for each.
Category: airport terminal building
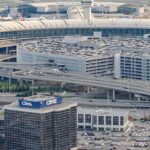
[4,95,77,150]
[0,18,150,40]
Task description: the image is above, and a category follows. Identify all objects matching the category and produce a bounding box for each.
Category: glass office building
[114,53,150,81]
[4,95,77,150]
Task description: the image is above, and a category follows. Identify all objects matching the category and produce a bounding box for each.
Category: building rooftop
[4,95,77,114]
[78,107,128,116]
[29,2,125,8]
[19,36,150,60]
[24,95,56,102]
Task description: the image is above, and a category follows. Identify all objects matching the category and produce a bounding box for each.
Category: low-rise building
[77,107,130,132]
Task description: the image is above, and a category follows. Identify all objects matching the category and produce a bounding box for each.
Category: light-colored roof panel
[53,20,64,28]
[30,2,125,8]
[19,21,42,29]
[40,20,52,28]
[0,25,7,31]
[1,23,16,31]
[0,18,149,32]
[7,22,24,30]
[66,19,86,27]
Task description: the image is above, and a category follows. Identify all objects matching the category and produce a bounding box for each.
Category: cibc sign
[18,96,62,109]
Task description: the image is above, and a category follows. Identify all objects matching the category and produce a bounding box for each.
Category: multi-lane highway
[9,69,150,97]
[65,98,150,108]
[0,62,49,70]
[0,62,150,96]
[0,55,16,62]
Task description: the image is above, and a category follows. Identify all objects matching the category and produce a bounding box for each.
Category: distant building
[77,107,130,132]
[17,4,37,17]
[92,5,110,13]
[17,37,114,75]
[9,7,18,18]
[114,52,150,81]
[4,95,77,150]
[118,4,142,15]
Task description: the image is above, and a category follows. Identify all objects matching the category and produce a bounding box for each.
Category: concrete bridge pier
[129,92,132,100]
[31,80,34,95]
[87,86,90,93]
[112,89,115,100]
[61,82,66,88]
[107,90,110,100]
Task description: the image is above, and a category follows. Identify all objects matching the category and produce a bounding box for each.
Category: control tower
[81,0,93,20]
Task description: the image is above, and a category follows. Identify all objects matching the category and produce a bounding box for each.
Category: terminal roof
[0,18,150,32]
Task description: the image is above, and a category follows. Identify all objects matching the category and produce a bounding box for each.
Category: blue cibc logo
[46,98,56,105]
[21,101,32,107]
[18,96,62,109]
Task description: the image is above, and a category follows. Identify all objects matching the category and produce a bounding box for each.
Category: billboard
[18,96,62,109]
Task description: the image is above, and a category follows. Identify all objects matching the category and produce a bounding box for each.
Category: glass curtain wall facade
[121,56,150,81]
[0,28,150,40]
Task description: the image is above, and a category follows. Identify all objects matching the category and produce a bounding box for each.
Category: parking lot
[77,120,150,150]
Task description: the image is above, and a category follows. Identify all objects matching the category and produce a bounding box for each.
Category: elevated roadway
[0,62,149,97]
[65,98,150,108]
[0,55,16,62]
[7,70,150,97]
[0,62,50,70]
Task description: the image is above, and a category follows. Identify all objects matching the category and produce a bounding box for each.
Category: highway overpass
[4,69,150,97]
[0,62,149,97]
